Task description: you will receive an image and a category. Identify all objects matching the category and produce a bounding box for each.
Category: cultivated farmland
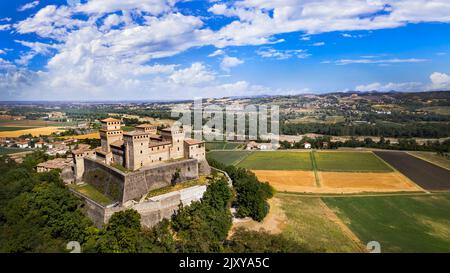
[237,151,313,170]
[206,141,243,150]
[374,151,450,191]
[233,194,365,252]
[0,127,65,137]
[324,194,450,252]
[314,151,393,172]
[206,151,252,166]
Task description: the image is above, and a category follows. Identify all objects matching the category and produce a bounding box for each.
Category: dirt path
[230,197,287,236]
[317,198,367,252]
[277,191,439,198]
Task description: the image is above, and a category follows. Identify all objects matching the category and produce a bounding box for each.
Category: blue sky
[1,0,450,100]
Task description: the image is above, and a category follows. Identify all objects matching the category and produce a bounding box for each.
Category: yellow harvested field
[253,170,423,194]
[63,132,100,139]
[0,127,64,137]
[252,170,317,192]
[319,172,422,193]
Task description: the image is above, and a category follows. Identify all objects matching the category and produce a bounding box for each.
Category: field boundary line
[317,198,366,253]
[371,151,428,193]
[233,151,253,166]
[310,151,321,187]
[407,152,450,171]
[276,191,435,198]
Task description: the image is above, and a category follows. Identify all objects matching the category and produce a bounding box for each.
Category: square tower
[160,127,185,159]
[135,124,157,134]
[123,131,151,170]
[100,118,123,153]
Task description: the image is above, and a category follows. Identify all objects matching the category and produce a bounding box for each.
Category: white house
[304,142,312,149]
[16,141,29,149]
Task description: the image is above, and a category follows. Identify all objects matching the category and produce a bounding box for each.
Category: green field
[323,194,450,252]
[0,126,35,131]
[421,106,450,115]
[206,141,243,150]
[207,151,252,166]
[237,151,312,170]
[314,152,393,172]
[278,194,363,252]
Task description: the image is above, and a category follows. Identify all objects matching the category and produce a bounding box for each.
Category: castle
[73,118,210,205]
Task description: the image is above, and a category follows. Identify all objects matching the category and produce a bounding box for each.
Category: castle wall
[111,147,124,166]
[83,158,126,202]
[148,145,170,163]
[71,185,207,228]
[83,158,199,203]
[123,159,199,202]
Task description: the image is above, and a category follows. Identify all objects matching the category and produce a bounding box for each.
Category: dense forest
[0,152,303,253]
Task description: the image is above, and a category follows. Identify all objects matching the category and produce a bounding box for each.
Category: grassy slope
[323,194,450,252]
[314,152,393,172]
[237,151,313,170]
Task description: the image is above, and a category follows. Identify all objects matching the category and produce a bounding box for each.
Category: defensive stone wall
[83,158,200,203]
[71,185,207,228]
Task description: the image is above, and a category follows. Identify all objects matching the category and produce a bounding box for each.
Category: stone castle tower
[160,127,184,159]
[100,118,123,153]
[124,131,151,171]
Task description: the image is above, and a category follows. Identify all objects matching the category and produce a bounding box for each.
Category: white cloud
[256,47,310,60]
[77,0,178,15]
[169,63,215,85]
[312,42,325,46]
[18,1,40,12]
[328,58,428,65]
[15,5,86,40]
[355,82,423,92]
[355,72,450,92]
[220,56,244,71]
[3,0,450,100]
[429,72,450,90]
[14,40,57,65]
[0,50,5,55]
[0,24,11,31]
[208,0,450,48]
[208,49,225,57]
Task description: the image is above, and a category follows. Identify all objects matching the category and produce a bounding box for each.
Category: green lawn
[207,151,252,166]
[70,184,113,206]
[237,151,312,170]
[323,194,450,252]
[314,152,393,172]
